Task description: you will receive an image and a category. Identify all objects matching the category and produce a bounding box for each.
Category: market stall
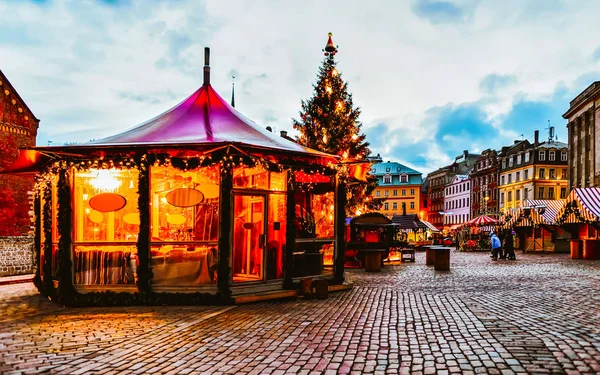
[555,188,600,259]
[2,48,360,306]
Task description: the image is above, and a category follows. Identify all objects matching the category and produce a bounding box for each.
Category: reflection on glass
[150,165,219,242]
[293,241,335,277]
[267,194,286,280]
[151,245,218,285]
[233,166,287,191]
[295,190,335,239]
[233,195,264,282]
[74,169,140,242]
[74,245,137,285]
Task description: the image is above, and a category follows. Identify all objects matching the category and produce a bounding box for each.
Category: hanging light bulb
[90,169,122,191]
[322,134,328,144]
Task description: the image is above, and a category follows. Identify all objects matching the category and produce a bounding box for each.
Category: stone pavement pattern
[0,252,599,375]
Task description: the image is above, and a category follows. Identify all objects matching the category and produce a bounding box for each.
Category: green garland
[42,181,55,296]
[57,166,74,305]
[32,192,43,294]
[135,155,152,294]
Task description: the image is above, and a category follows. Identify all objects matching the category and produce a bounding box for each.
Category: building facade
[470,149,500,218]
[443,175,470,226]
[563,81,600,189]
[426,150,479,229]
[0,70,39,236]
[499,130,568,213]
[370,161,423,217]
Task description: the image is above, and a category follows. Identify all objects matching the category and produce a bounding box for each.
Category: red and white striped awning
[502,200,565,227]
[556,188,600,224]
[465,215,499,227]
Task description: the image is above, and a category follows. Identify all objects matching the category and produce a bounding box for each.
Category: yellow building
[370,162,423,218]
[499,131,568,213]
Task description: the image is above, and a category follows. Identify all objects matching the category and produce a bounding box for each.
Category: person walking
[504,230,516,260]
[490,232,502,260]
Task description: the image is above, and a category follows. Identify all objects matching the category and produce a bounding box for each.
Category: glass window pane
[233,195,265,282]
[74,245,137,285]
[151,245,218,285]
[267,194,286,280]
[269,171,287,191]
[150,165,219,242]
[74,169,139,242]
[233,166,268,190]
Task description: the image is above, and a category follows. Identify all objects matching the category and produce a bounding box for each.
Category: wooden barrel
[364,252,382,272]
[434,248,450,271]
[425,248,436,265]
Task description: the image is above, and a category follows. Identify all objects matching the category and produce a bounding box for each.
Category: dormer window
[385,167,391,172]
[383,174,391,184]
[539,151,545,161]
[516,154,521,165]
[371,168,375,173]
[400,174,408,183]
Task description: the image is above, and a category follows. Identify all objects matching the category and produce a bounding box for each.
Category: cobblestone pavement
[0,251,599,375]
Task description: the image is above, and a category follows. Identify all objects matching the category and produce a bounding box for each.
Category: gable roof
[0,69,40,123]
[371,161,421,176]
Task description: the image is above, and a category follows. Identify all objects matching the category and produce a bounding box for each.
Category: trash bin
[434,247,450,271]
[569,239,582,259]
[425,247,436,266]
[364,250,383,272]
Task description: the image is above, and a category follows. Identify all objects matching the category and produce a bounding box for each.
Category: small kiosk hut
[2,48,356,306]
[503,199,567,253]
[555,188,600,260]
[345,213,395,268]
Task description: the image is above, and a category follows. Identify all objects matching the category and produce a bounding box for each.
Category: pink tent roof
[88,83,330,158]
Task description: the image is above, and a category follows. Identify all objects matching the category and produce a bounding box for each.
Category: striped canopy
[556,188,600,224]
[465,215,499,227]
[503,199,565,227]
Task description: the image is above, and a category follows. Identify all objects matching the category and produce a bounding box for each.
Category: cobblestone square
[1,251,599,375]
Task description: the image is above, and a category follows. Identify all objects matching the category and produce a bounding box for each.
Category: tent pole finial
[203,47,210,85]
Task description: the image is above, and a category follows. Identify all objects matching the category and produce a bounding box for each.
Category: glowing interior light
[90,169,122,191]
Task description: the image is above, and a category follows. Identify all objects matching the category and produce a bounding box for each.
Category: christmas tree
[293,32,380,215]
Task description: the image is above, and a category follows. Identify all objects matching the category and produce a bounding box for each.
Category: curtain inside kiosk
[150,164,220,285]
[74,168,140,285]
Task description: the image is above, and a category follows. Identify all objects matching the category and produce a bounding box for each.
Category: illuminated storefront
[4,49,352,306]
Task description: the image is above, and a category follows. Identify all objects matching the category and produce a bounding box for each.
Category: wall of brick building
[0,71,39,236]
[0,236,34,276]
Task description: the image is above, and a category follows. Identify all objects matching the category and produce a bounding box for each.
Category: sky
[1,0,599,173]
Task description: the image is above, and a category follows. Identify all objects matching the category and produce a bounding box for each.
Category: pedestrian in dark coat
[504,230,516,260]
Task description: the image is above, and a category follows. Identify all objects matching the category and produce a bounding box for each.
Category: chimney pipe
[280,130,288,138]
[266,126,273,132]
[534,130,539,146]
[463,150,468,159]
[203,47,210,85]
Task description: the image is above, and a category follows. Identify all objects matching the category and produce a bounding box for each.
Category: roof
[371,162,421,176]
[557,188,600,224]
[0,69,40,122]
[504,200,565,227]
[537,141,568,149]
[86,83,328,157]
[563,81,600,119]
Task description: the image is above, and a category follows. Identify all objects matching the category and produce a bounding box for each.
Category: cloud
[592,46,600,62]
[411,0,469,24]
[479,74,518,94]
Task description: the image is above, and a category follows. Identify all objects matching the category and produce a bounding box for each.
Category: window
[402,189,406,196]
[525,152,530,163]
[500,192,505,204]
[562,169,567,179]
[516,171,520,181]
[560,187,567,199]
[501,175,505,185]
[517,154,522,164]
[393,189,398,196]
[386,167,390,172]
[539,168,545,179]
[383,174,391,184]
[561,152,567,161]
[410,189,415,195]
[400,174,408,183]
[376,190,381,197]
[384,202,389,210]
[516,189,520,201]
[508,191,512,202]
[392,202,398,210]
[508,174,512,184]
[410,202,415,209]
[509,157,514,167]
[384,190,389,196]
[549,151,555,161]
[548,187,555,199]
[538,187,544,199]
[539,151,545,161]
[502,159,506,169]
[523,188,528,200]
[524,169,529,180]
[549,169,555,179]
